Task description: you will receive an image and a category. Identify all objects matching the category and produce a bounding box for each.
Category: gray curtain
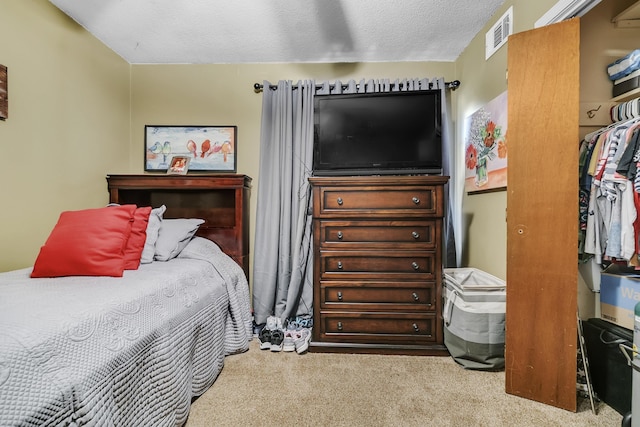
[252,77,458,326]
[252,80,314,326]
[439,80,459,268]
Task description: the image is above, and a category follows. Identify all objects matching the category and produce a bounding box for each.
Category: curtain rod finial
[254,83,263,93]
[449,80,461,90]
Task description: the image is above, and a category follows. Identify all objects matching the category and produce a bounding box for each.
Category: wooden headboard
[106,174,252,278]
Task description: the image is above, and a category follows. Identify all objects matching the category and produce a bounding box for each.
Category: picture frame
[464,91,508,194]
[0,65,7,121]
[167,155,190,175]
[145,125,237,172]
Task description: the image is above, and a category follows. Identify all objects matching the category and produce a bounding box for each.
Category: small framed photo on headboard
[0,65,7,120]
[167,155,190,175]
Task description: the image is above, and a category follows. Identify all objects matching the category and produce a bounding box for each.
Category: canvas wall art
[145,125,237,172]
[464,91,508,193]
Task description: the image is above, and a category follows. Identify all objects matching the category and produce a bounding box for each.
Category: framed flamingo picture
[144,125,237,172]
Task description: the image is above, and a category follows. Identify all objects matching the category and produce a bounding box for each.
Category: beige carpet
[185,340,622,427]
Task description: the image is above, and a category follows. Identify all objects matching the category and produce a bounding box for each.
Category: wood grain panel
[310,175,447,355]
[505,18,580,411]
[106,174,252,278]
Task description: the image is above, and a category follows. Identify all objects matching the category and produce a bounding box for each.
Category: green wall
[456,0,637,285]
[0,0,131,271]
[455,1,559,280]
[0,0,586,278]
[130,62,455,283]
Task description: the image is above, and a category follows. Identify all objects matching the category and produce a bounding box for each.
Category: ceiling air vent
[486,7,513,60]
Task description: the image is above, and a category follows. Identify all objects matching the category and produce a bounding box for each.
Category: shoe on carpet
[294,328,312,354]
[270,329,285,352]
[282,329,297,352]
[258,327,272,350]
[265,315,283,331]
[287,315,313,329]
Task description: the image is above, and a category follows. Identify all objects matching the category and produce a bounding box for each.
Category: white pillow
[154,218,205,261]
[140,205,166,264]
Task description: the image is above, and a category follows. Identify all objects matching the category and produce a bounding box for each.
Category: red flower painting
[466,144,478,170]
[464,91,508,192]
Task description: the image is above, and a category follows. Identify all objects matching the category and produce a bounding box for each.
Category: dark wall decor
[0,65,7,120]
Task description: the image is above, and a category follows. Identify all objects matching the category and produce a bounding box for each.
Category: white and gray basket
[443,268,506,370]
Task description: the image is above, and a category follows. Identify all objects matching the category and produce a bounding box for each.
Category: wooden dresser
[309,175,448,355]
[106,174,251,278]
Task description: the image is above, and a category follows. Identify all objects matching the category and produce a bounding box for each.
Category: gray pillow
[140,205,166,264]
[154,218,205,261]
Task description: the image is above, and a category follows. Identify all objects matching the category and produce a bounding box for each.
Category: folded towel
[608,49,640,81]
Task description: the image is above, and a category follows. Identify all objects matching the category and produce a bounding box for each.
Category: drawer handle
[411,262,419,270]
[412,231,420,239]
[337,197,343,206]
[337,291,343,301]
[412,197,420,205]
[337,261,343,270]
[337,231,343,240]
[337,321,343,331]
[413,323,420,332]
[412,292,419,301]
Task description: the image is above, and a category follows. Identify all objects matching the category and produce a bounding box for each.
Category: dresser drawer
[319,280,436,311]
[315,185,442,218]
[319,312,437,344]
[318,220,438,249]
[309,176,448,354]
[319,250,436,280]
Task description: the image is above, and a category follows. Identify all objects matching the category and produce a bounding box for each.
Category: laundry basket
[443,268,506,370]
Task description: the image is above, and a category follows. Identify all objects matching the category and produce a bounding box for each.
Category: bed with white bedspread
[0,236,252,426]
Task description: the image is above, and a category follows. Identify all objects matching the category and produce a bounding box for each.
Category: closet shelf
[612,1,640,28]
[612,87,640,102]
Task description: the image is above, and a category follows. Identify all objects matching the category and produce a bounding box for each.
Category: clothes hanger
[584,101,640,142]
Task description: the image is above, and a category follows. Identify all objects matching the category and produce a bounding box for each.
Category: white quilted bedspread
[0,237,252,427]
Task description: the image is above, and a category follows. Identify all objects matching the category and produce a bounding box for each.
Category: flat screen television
[312,90,442,176]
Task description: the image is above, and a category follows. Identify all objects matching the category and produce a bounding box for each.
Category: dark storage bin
[582,318,632,415]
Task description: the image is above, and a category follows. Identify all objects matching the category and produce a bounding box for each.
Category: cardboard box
[600,264,640,331]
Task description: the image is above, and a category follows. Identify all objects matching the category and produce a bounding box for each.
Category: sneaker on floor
[294,328,312,354]
[282,329,297,352]
[258,327,272,350]
[270,329,285,352]
[265,315,283,331]
[287,316,313,330]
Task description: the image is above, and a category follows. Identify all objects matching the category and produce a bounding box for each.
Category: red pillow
[123,206,152,270]
[31,205,136,278]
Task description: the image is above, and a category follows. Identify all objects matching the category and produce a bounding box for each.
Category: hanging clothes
[581,103,640,266]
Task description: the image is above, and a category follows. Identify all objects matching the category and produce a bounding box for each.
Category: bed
[0,177,253,426]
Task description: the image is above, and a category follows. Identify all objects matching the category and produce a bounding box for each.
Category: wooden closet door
[506,18,580,411]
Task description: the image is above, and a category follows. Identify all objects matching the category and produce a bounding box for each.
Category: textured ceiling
[48,0,505,64]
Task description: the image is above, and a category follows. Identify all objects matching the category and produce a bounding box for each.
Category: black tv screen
[312,90,442,176]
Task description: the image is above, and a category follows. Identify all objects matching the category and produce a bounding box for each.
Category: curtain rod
[252,80,461,93]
